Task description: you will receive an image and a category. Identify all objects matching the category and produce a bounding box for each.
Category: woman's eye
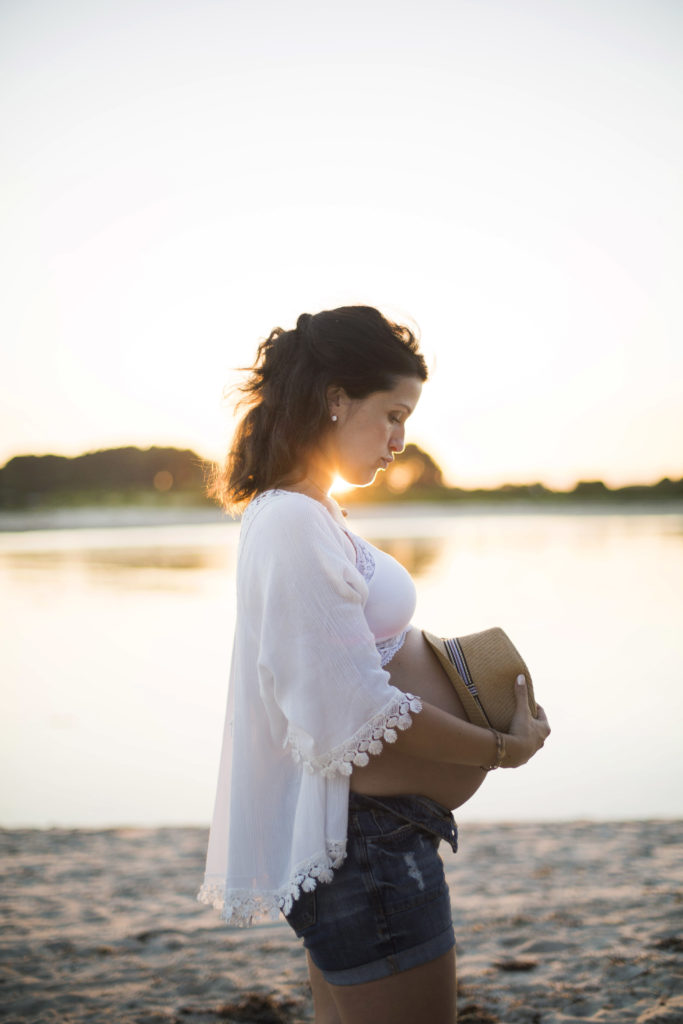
[390,415,402,424]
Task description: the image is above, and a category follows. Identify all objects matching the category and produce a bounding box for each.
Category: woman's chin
[337,467,379,489]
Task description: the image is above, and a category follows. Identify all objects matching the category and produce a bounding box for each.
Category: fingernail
[516,674,526,685]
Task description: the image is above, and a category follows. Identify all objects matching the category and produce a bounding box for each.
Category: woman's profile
[198,306,550,1024]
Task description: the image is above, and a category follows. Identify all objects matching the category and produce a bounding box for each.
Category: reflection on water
[0,523,240,592]
[4,547,223,571]
[370,535,444,577]
[3,546,233,594]
[1,509,682,827]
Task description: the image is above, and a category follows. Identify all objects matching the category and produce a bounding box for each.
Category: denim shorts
[284,792,458,986]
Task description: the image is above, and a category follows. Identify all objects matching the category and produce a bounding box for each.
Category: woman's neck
[278,469,347,520]
[301,474,332,502]
[280,462,332,498]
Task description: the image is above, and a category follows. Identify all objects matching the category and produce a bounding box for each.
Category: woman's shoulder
[241,489,348,551]
[244,488,331,524]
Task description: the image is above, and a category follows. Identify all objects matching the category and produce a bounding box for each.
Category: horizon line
[1,444,681,496]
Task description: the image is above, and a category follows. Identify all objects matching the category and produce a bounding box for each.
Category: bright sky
[1,0,681,489]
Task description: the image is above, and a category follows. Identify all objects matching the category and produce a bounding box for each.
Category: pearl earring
[331,415,338,422]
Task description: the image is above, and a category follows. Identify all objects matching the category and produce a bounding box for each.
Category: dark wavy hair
[211,305,428,514]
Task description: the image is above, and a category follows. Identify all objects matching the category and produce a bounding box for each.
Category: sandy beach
[1,820,681,1024]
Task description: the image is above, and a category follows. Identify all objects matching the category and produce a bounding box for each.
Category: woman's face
[319,375,423,487]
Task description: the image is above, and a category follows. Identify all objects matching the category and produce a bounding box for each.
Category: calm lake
[2,505,682,827]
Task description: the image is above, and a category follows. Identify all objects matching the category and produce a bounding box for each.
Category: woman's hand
[502,676,551,768]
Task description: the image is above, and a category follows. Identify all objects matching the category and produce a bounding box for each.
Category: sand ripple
[1,821,681,1022]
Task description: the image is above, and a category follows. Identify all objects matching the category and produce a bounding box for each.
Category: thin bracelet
[482,729,506,771]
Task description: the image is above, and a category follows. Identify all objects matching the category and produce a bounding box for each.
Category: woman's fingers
[504,674,551,766]
[512,675,530,715]
[505,681,551,766]
[534,704,551,734]
[516,675,551,737]
[510,676,533,727]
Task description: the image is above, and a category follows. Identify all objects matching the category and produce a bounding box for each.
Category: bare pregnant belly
[350,627,487,810]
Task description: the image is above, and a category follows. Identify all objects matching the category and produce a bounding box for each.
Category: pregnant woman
[198,305,550,1024]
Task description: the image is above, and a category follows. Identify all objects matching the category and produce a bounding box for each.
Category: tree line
[0,444,680,509]
[0,447,208,508]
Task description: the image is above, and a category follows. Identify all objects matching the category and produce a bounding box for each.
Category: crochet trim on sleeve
[286,692,423,778]
[196,839,347,926]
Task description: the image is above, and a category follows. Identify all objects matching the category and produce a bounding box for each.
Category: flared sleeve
[240,493,422,777]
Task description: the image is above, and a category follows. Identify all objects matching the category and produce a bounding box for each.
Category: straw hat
[422,627,538,733]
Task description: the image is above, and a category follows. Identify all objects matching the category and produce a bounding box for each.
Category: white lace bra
[343,527,416,665]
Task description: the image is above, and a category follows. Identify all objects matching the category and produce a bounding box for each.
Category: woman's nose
[389,427,405,455]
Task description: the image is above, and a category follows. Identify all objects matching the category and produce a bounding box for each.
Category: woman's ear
[326,385,348,420]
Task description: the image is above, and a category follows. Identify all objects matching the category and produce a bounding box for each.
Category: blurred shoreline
[1,499,682,533]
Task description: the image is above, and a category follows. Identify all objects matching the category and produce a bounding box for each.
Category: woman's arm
[395,677,550,769]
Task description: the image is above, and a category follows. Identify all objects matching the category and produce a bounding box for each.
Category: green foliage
[0,444,680,510]
[0,447,211,509]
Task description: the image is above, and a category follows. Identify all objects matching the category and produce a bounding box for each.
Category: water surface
[2,507,681,826]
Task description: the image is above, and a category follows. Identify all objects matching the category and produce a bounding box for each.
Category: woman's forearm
[397,700,501,766]
[397,688,549,769]
[397,698,541,769]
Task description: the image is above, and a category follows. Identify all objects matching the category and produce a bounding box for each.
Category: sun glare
[330,475,354,495]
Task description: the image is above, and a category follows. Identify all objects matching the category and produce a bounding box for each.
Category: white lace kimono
[197,490,422,925]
